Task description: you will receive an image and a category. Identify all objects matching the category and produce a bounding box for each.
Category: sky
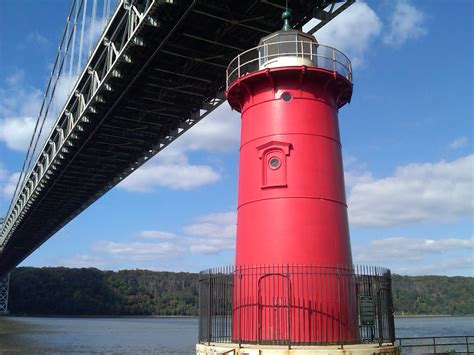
[0,0,472,276]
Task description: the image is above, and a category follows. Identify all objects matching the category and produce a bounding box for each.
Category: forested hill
[392,274,473,315]
[8,267,474,316]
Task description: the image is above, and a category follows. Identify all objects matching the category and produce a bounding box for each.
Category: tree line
[8,267,473,316]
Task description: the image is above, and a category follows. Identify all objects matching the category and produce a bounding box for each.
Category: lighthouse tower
[229,13,353,271]
[228,11,355,343]
[197,11,397,355]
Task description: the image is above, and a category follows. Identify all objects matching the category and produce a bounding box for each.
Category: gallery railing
[199,264,395,346]
[226,40,352,89]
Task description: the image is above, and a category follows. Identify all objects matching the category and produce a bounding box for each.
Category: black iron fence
[199,264,395,346]
[396,336,473,354]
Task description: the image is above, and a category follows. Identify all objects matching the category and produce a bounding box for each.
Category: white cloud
[0,69,72,153]
[185,212,236,238]
[354,236,474,262]
[308,1,382,67]
[130,212,237,255]
[343,155,373,188]
[1,172,20,200]
[26,31,49,46]
[393,257,473,276]
[348,155,473,227]
[134,211,236,255]
[0,117,38,152]
[57,254,110,269]
[0,163,21,202]
[119,104,240,193]
[135,230,177,240]
[177,104,240,152]
[184,212,236,254]
[63,210,236,268]
[354,236,473,275]
[5,70,26,87]
[0,70,44,152]
[449,136,469,150]
[118,151,220,192]
[383,2,427,47]
[92,240,184,261]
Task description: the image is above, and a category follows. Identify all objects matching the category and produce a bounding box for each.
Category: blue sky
[0,0,472,276]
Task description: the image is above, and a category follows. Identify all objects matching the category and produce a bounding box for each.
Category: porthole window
[281,92,292,102]
[268,156,281,169]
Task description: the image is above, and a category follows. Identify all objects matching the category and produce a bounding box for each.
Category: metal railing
[199,264,394,346]
[397,336,473,354]
[226,40,352,89]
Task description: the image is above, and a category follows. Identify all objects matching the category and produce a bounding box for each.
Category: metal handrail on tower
[226,40,352,89]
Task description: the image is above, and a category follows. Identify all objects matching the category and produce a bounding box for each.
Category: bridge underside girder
[0,0,353,276]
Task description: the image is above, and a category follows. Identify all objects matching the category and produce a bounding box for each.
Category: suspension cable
[77,0,88,74]
[69,0,80,78]
[22,0,85,192]
[5,0,79,219]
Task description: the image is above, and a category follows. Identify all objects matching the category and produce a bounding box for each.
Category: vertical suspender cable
[106,0,111,21]
[64,11,71,77]
[88,0,97,57]
[102,0,107,24]
[6,0,78,219]
[69,0,80,78]
[77,0,87,74]
[24,0,85,187]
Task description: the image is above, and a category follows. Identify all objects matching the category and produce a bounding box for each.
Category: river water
[0,316,472,354]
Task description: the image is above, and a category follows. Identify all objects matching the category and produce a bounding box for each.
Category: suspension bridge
[0,0,354,312]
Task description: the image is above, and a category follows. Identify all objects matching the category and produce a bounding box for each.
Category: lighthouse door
[258,273,290,343]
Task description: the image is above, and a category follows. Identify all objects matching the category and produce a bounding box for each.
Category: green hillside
[7,267,473,316]
[392,274,473,315]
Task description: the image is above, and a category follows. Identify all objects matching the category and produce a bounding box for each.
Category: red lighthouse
[226,12,356,343]
[197,11,397,354]
[228,16,353,269]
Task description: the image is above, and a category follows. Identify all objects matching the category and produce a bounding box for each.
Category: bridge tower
[0,273,9,315]
[197,10,397,355]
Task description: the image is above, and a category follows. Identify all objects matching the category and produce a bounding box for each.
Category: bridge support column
[0,273,9,315]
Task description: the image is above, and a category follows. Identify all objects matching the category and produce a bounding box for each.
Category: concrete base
[196,343,399,355]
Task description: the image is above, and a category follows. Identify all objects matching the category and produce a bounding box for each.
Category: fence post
[238,270,242,348]
[433,337,437,354]
[466,336,470,354]
[286,264,291,349]
[377,289,383,347]
[198,274,202,342]
[337,267,343,348]
[208,270,212,345]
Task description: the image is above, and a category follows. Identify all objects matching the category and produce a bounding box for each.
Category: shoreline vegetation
[4,314,474,318]
[8,267,473,317]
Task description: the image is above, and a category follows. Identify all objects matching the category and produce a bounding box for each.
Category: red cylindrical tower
[227,16,356,344]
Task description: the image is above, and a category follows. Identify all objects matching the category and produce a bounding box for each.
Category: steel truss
[0,274,9,314]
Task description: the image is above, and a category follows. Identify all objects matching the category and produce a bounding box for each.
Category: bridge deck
[0,0,353,276]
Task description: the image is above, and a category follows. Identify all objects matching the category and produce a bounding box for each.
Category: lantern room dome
[258,29,318,69]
